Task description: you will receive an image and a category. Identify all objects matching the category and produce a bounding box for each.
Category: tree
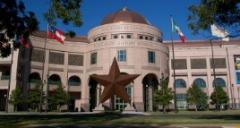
[9,86,25,111]
[186,84,208,111]
[0,0,83,57]
[48,86,69,112]
[188,0,240,34]
[154,76,173,113]
[210,86,229,111]
[27,84,42,112]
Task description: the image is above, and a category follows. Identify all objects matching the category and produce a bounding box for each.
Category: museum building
[0,8,240,112]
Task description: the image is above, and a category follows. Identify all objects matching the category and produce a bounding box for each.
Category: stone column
[96,84,100,105]
[8,49,19,112]
[93,84,104,112]
[131,85,134,105]
[43,49,49,111]
[133,76,144,111]
[148,85,153,112]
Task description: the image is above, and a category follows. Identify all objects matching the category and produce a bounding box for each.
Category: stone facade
[0,8,240,112]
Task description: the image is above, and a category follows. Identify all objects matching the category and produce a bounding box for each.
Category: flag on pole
[15,35,29,48]
[210,24,229,41]
[171,17,186,43]
[48,26,65,44]
[20,36,30,48]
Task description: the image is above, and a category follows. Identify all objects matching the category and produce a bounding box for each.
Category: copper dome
[101,8,150,25]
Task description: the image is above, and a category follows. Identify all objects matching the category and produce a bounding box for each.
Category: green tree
[210,86,229,111]
[186,84,208,111]
[188,0,240,34]
[154,76,173,113]
[0,0,83,57]
[27,84,42,112]
[9,86,24,111]
[48,86,69,112]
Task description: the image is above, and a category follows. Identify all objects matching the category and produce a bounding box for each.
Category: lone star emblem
[90,58,139,103]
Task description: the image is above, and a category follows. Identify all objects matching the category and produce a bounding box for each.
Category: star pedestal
[93,104,105,112]
[90,57,139,112]
[123,103,136,112]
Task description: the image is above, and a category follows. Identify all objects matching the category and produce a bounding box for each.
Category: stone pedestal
[93,104,104,112]
[123,103,136,112]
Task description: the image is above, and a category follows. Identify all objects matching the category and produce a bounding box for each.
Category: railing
[30,79,41,84]
[68,82,80,86]
[48,80,61,85]
[1,75,10,80]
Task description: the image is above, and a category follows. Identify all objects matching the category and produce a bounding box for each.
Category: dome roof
[101,8,150,25]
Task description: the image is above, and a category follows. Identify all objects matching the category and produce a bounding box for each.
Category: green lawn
[0,110,240,128]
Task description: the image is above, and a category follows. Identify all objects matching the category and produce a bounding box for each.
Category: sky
[23,0,207,41]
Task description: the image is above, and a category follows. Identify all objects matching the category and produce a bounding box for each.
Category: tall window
[68,76,81,86]
[117,50,126,62]
[237,72,240,84]
[175,79,186,88]
[91,52,97,65]
[193,78,206,88]
[213,78,226,87]
[148,51,155,63]
[176,93,187,109]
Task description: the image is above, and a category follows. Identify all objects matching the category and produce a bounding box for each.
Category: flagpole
[170,16,178,113]
[39,23,48,112]
[210,39,218,110]
[5,42,14,113]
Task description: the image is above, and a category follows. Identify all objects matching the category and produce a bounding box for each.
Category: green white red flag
[171,17,186,43]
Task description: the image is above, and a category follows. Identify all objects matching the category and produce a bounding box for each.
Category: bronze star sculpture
[90,58,139,103]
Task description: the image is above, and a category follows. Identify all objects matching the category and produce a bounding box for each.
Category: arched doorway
[112,84,132,111]
[142,73,159,112]
[175,79,187,109]
[111,72,133,111]
[29,72,41,85]
[48,74,61,86]
[68,75,81,86]
[88,76,97,112]
[68,75,81,112]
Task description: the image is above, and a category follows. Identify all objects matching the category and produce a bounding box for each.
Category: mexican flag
[171,18,186,43]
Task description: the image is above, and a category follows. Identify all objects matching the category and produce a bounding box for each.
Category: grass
[0,110,240,128]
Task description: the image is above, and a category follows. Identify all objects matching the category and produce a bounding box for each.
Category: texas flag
[171,17,186,43]
[48,26,65,44]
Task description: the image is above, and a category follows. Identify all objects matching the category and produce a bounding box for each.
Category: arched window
[68,76,81,86]
[48,74,61,85]
[29,72,41,84]
[193,78,206,88]
[175,79,186,88]
[213,78,226,87]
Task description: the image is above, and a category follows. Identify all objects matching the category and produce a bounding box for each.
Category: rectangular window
[210,58,226,68]
[31,48,44,62]
[191,59,206,69]
[148,51,155,63]
[112,34,118,39]
[68,54,84,66]
[117,50,126,62]
[236,72,240,84]
[49,52,64,64]
[139,35,143,39]
[172,59,187,69]
[176,93,187,100]
[90,52,97,65]
[127,34,132,39]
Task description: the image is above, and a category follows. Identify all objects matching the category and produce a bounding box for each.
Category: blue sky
[23,0,206,41]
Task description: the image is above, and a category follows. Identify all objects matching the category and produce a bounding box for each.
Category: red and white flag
[171,17,186,43]
[20,36,30,48]
[48,26,65,44]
